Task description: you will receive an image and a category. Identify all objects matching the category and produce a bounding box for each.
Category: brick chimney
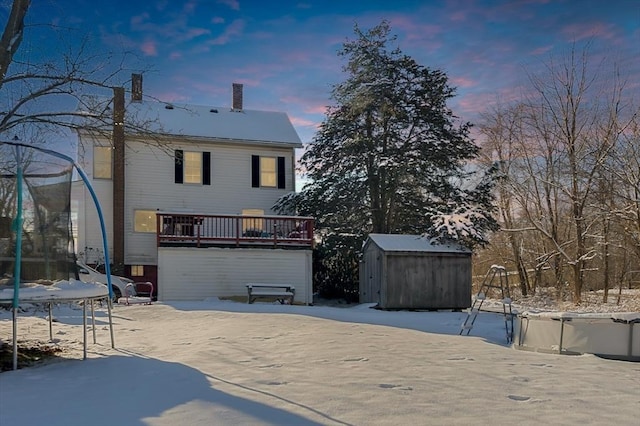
[131,73,143,102]
[232,83,243,111]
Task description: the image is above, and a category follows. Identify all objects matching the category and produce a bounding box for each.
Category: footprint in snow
[379,384,413,391]
[508,395,531,401]
[447,356,474,361]
[257,380,288,386]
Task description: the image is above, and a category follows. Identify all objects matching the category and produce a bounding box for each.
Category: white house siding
[123,140,296,265]
[73,137,298,266]
[72,133,115,264]
[75,182,114,263]
[158,247,312,304]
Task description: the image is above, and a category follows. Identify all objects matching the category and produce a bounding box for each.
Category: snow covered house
[73,78,313,303]
[359,234,471,310]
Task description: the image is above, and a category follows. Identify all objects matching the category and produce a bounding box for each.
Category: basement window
[131,265,144,276]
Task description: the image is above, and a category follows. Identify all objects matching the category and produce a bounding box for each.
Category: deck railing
[156,213,314,248]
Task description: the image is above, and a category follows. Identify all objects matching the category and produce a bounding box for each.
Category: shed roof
[365,234,472,254]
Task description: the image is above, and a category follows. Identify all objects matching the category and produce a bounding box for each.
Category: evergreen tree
[278,20,497,249]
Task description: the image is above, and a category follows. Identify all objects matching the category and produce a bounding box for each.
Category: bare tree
[479,103,533,295]
[0,0,29,89]
[0,0,167,149]
[514,43,634,302]
[477,43,637,304]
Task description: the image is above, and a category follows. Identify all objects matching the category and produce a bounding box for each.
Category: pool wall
[514,312,640,361]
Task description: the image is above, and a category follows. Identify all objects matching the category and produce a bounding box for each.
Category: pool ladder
[460,265,514,343]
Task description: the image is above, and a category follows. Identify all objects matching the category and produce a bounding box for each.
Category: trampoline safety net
[0,143,78,284]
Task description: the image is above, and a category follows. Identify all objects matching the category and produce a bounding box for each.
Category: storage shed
[359,234,472,310]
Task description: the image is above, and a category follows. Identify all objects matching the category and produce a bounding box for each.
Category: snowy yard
[1,298,639,426]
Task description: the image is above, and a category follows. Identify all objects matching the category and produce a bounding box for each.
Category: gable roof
[365,234,471,254]
[125,101,302,147]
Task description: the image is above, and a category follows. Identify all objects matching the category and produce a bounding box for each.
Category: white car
[76,261,135,301]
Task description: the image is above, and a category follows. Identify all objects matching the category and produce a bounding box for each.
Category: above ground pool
[514,311,640,361]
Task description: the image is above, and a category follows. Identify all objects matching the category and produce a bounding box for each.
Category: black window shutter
[277,156,286,189]
[175,150,184,184]
[202,152,211,185]
[251,155,260,187]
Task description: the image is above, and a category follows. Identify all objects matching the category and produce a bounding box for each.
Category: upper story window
[184,151,201,183]
[251,155,285,189]
[175,150,211,185]
[94,145,112,179]
[260,157,277,187]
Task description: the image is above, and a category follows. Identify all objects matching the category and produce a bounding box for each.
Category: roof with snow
[125,101,302,147]
[365,234,471,254]
[77,96,302,148]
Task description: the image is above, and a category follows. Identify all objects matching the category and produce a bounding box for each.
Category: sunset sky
[4,0,639,144]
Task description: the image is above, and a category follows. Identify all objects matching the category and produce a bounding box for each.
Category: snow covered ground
[0,295,639,426]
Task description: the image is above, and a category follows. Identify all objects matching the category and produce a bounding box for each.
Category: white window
[175,150,211,185]
[184,151,202,184]
[134,210,157,233]
[251,155,285,188]
[260,157,277,187]
[242,209,264,233]
[94,146,112,179]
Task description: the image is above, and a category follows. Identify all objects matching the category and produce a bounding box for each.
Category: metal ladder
[460,265,514,343]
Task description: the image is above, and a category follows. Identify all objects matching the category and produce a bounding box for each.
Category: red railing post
[196,216,201,247]
[156,213,314,248]
[235,216,240,247]
[273,222,278,248]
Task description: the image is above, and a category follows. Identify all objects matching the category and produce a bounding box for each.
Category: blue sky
[4,0,639,144]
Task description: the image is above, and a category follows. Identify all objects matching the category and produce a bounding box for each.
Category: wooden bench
[246,283,295,304]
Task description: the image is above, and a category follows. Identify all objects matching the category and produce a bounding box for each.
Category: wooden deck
[156,213,314,249]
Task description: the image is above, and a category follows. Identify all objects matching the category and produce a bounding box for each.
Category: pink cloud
[280,96,328,115]
[561,22,617,42]
[305,104,328,115]
[183,1,198,14]
[390,15,442,39]
[169,51,182,60]
[281,50,313,64]
[530,45,554,55]
[155,90,191,103]
[290,116,319,128]
[449,10,468,22]
[217,0,240,11]
[384,15,443,52]
[212,16,225,24]
[130,12,150,27]
[209,19,245,45]
[140,40,158,56]
[451,76,476,88]
[185,27,211,40]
